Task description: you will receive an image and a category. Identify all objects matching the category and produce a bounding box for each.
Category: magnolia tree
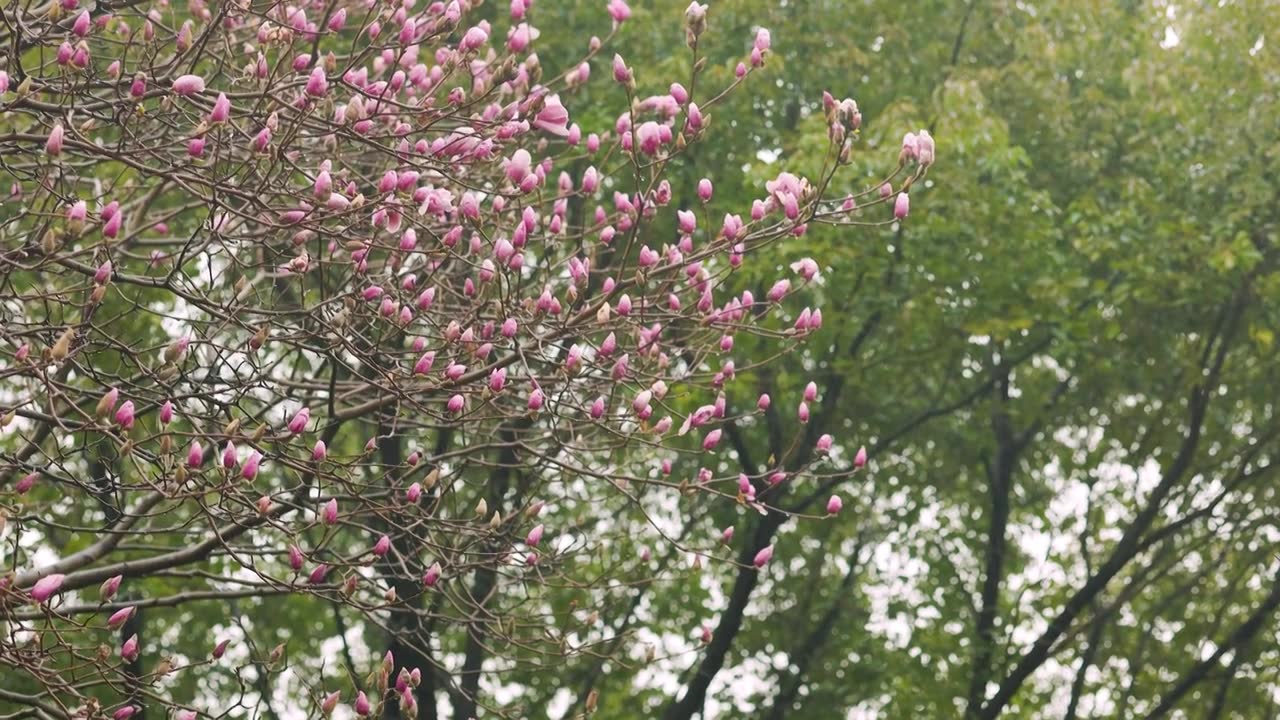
[0,0,934,717]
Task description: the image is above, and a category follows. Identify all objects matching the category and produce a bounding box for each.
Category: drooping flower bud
[100,574,123,600]
[30,574,66,604]
[171,75,206,96]
[187,441,204,468]
[826,495,844,515]
[422,562,442,587]
[752,545,774,568]
[107,605,135,629]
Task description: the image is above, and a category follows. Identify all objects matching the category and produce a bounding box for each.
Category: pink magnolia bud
[102,211,123,239]
[114,400,135,429]
[321,691,341,716]
[107,605,135,629]
[826,495,844,515]
[373,535,391,556]
[30,574,66,603]
[159,400,174,424]
[210,93,231,122]
[753,545,774,568]
[590,397,606,419]
[816,434,833,453]
[306,66,328,96]
[242,451,261,480]
[172,74,205,96]
[99,575,123,600]
[803,382,818,402]
[413,352,436,375]
[612,53,632,84]
[797,401,810,423]
[114,707,137,720]
[526,524,545,546]
[697,178,713,202]
[66,200,89,229]
[288,545,305,571]
[216,441,235,469]
[16,472,37,494]
[686,102,704,133]
[322,498,338,525]
[607,0,631,24]
[327,8,346,30]
[288,407,310,434]
[308,564,330,584]
[528,387,545,411]
[187,441,204,468]
[313,440,327,461]
[460,25,488,51]
[354,692,372,716]
[72,10,91,36]
[447,394,465,414]
[854,446,868,468]
[121,633,140,660]
[406,482,423,503]
[702,429,722,451]
[212,638,231,659]
[45,123,65,156]
[422,562,442,587]
[894,192,910,219]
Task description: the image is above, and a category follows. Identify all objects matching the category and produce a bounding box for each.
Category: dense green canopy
[3,1,1278,718]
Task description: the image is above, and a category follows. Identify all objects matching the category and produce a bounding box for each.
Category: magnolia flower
[753,545,774,568]
[30,574,66,604]
[526,524,544,547]
[121,633,140,661]
[827,495,844,515]
[187,441,204,469]
[45,123,65,156]
[288,407,310,434]
[534,95,570,136]
[172,74,206,96]
[422,562,442,587]
[107,606,135,629]
[114,400,136,429]
[894,192,910,219]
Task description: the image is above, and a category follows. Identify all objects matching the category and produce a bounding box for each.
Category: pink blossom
[894,192,910,219]
[534,95,570,136]
[45,123,65,156]
[422,562,442,587]
[753,545,774,568]
[607,0,631,24]
[697,178,713,202]
[108,606,135,629]
[854,446,868,468]
[826,495,843,515]
[526,524,545,546]
[187,441,204,468]
[172,75,206,96]
[121,633,139,660]
[30,574,66,603]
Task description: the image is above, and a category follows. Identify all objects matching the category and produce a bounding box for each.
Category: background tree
[0,1,927,719]
[5,0,1280,719]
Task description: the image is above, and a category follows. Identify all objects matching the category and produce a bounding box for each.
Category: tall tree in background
[0,1,929,719]
[5,0,1279,719]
